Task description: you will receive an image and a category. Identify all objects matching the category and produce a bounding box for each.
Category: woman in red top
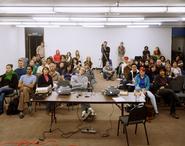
[53,49,61,64]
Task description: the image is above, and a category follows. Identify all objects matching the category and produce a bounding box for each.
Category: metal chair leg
[135,124,138,134]
[117,119,120,136]
[124,125,129,146]
[144,123,150,145]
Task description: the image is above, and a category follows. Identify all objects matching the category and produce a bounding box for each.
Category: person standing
[36,42,45,58]
[101,41,110,68]
[118,42,125,63]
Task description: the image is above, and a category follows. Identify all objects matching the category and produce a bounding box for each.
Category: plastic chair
[117,105,149,146]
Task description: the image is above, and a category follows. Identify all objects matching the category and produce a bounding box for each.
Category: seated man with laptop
[70,67,95,120]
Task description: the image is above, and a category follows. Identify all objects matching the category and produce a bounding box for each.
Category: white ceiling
[0,0,184,27]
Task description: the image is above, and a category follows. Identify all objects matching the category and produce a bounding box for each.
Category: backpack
[104,86,120,96]
[6,98,19,115]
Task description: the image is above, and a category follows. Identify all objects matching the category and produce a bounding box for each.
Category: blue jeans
[0,86,14,113]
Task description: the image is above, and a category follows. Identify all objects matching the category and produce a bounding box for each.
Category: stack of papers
[113,97,126,102]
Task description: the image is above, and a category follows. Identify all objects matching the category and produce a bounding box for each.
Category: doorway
[25,28,44,60]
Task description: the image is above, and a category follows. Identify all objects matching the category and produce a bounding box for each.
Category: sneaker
[19,112,24,119]
[88,108,96,116]
[170,113,179,119]
[81,110,91,121]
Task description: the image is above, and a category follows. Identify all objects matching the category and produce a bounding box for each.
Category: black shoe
[0,111,3,115]
[170,113,179,119]
[19,112,24,119]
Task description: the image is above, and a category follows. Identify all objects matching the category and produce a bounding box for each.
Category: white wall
[44,27,172,68]
[0,26,172,75]
[0,26,25,74]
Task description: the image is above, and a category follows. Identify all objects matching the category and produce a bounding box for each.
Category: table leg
[49,103,57,132]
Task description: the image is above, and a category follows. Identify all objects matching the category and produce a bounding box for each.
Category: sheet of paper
[112,96,126,102]
[126,83,135,86]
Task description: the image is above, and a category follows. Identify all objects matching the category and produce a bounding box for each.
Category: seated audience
[171,61,182,77]
[103,61,115,80]
[57,62,67,77]
[153,47,161,61]
[36,58,48,76]
[18,66,37,119]
[75,50,82,65]
[66,52,73,65]
[160,56,166,66]
[153,68,182,119]
[72,57,81,73]
[37,67,53,113]
[14,58,26,80]
[84,56,93,69]
[135,67,159,114]
[165,64,174,78]
[37,67,53,88]
[53,49,61,64]
[119,63,138,91]
[49,63,60,82]
[64,64,74,81]
[0,64,18,114]
[46,57,53,67]
[29,60,37,75]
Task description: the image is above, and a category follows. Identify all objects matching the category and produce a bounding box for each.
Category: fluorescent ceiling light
[168,7,185,13]
[16,25,60,28]
[105,22,131,25]
[108,18,144,22]
[54,7,109,13]
[33,17,69,21]
[0,22,21,25]
[0,7,54,14]
[50,23,78,25]
[133,22,161,25]
[22,22,50,25]
[127,25,149,28]
[71,18,106,21]
[145,18,181,22]
[182,18,185,21]
[79,23,104,25]
[111,7,167,13]
[82,25,104,28]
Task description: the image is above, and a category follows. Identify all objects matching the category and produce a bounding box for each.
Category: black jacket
[0,73,18,89]
[37,74,53,87]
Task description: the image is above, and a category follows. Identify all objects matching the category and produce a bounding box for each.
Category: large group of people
[0,41,184,120]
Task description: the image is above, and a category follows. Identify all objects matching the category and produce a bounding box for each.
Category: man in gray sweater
[70,67,95,120]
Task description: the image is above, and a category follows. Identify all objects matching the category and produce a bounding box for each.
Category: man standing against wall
[36,41,45,58]
[101,41,110,68]
[118,42,125,63]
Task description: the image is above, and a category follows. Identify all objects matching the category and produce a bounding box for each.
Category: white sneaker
[81,110,91,120]
[88,108,96,116]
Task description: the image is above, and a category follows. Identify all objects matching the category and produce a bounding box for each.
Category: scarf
[4,70,15,81]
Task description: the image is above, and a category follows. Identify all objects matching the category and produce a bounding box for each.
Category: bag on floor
[6,98,19,115]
